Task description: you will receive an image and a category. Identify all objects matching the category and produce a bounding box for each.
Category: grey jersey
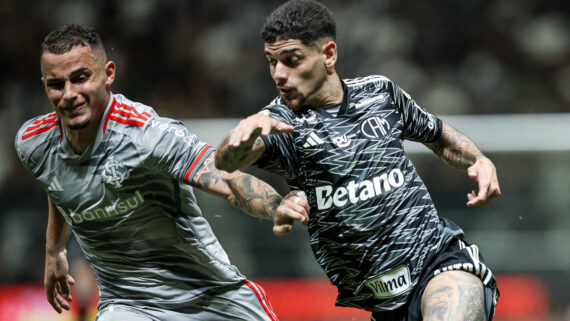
[15,94,245,312]
[257,76,459,311]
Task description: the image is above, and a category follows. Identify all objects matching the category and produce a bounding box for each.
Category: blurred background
[0,0,568,320]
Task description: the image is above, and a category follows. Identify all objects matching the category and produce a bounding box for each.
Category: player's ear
[105,61,116,86]
[322,41,337,73]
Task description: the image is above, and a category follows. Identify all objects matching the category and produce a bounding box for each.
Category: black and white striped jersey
[257,75,454,311]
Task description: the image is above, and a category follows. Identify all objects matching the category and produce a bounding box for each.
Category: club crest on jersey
[101,157,128,188]
[361,116,391,139]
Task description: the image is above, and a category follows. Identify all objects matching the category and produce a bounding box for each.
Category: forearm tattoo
[428,124,483,171]
[195,153,281,219]
[216,136,265,172]
[194,155,225,190]
[226,173,282,220]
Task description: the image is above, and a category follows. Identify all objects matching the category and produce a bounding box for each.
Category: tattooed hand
[215,113,294,173]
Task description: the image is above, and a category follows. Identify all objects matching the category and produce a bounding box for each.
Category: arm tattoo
[193,155,225,191]
[225,173,282,220]
[426,123,483,171]
[422,272,485,321]
[195,153,282,220]
[215,136,265,172]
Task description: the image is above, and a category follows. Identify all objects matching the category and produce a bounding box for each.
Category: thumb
[273,224,293,236]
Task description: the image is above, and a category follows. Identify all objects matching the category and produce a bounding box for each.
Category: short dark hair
[261,0,336,45]
[41,24,106,57]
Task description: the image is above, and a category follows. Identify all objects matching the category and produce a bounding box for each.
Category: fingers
[284,195,310,225]
[45,275,73,313]
[228,114,293,147]
[466,158,501,207]
[273,223,294,236]
[58,275,73,301]
[273,191,310,236]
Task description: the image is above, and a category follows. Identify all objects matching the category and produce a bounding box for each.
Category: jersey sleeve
[14,115,59,178]
[388,80,442,143]
[139,116,213,187]
[255,105,303,187]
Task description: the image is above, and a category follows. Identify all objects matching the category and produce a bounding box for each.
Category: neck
[65,120,101,155]
[310,73,343,108]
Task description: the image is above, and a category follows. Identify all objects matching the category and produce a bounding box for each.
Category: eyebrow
[69,67,90,76]
[45,67,91,82]
[265,48,299,57]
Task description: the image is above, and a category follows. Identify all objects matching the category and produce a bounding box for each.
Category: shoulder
[105,94,194,147]
[344,75,395,92]
[103,94,157,135]
[263,97,295,123]
[15,112,61,164]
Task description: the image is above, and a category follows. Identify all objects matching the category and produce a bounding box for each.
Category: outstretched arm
[425,121,501,206]
[215,113,293,172]
[46,196,75,313]
[193,152,309,236]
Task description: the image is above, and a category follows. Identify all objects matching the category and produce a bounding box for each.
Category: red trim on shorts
[184,145,212,183]
[244,280,278,321]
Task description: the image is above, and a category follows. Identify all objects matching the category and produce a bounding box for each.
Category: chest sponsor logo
[331,134,351,148]
[365,265,411,299]
[315,168,405,210]
[361,116,390,139]
[101,157,128,188]
[57,191,145,225]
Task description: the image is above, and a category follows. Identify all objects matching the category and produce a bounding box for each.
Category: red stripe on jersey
[113,102,149,120]
[103,98,149,133]
[244,280,278,321]
[184,145,212,183]
[22,120,61,140]
[111,108,148,121]
[26,113,58,131]
[108,115,145,127]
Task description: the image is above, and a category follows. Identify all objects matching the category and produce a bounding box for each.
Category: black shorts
[371,219,499,321]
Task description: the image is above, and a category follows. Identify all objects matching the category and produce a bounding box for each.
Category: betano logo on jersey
[315,168,405,210]
[56,191,145,225]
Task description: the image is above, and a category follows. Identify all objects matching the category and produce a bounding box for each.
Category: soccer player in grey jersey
[15,24,310,321]
[216,1,501,320]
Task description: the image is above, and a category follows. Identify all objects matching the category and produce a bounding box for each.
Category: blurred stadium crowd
[0,0,568,319]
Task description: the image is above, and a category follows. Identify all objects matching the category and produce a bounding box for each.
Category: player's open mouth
[64,103,85,114]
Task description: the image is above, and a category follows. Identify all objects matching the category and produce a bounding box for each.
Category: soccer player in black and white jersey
[216,1,501,320]
[15,24,310,320]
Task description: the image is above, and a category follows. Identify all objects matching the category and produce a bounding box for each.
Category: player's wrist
[46,246,67,256]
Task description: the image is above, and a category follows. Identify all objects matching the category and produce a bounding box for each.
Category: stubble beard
[67,118,91,130]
